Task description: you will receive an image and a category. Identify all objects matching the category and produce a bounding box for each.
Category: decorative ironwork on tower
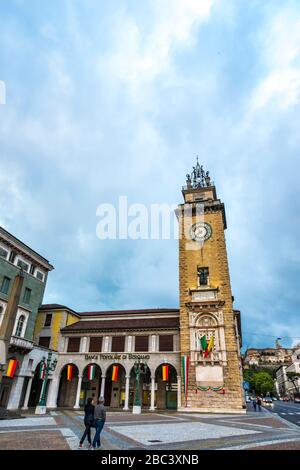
[185,157,211,189]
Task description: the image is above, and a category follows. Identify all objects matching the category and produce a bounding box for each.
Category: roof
[0,225,54,270]
[79,308,179,316]
[39,304,79,315]
[61,317,179,333]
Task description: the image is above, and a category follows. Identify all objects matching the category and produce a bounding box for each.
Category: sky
[0,0,300,350]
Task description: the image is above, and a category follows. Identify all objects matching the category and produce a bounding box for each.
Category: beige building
[275,348,300,399]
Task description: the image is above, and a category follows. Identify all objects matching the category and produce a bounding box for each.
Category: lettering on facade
[84,353,150,361]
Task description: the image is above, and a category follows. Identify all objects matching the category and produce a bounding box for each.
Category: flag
[181,356,190,405]
[204,336,214,358]
[162,365,169,381]
[112,365,119,382]
[39,361,46,380]
[67,365,73,381]
[200,335,207,351]
[6,359,18,378]
[88,364,96,381]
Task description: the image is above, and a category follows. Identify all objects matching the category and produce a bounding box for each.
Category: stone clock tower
[177,159,245,413]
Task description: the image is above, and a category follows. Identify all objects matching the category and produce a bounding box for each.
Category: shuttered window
[67,337,81,352]
[89,337,103,352]
[159,335,173,352]
[135,336,149,352]
[111,336,125,352]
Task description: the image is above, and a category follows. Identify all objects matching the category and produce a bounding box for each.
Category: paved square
[108,421,260,445]
[0,417,56,428]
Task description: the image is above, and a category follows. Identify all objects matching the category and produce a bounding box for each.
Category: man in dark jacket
[92,397,106,450]
[78,397,95,448]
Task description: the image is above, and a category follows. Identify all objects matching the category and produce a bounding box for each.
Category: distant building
[0,226,54,409]
[243,341,297,369]
[275,349,300,399]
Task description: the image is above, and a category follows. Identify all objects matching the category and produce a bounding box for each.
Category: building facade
[275,349,300,399]
[0,226,54,409]
[34,305,181,411]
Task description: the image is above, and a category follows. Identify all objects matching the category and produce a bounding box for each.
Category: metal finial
[186,157,212,189]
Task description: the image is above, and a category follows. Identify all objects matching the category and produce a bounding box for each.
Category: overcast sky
[1,0,300,350]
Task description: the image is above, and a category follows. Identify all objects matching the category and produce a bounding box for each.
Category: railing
[10,335,34,350]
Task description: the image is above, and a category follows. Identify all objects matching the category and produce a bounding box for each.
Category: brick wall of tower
[178,207,244,411]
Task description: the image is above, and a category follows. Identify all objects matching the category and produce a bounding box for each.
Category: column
[123,375,130,410]
[46,376,60,409]
[7,376,25,410]
[74,375,83,409]
[100,375,106,398]
[150,376,155,411]
[177,376,182,409]
[21,377,33,410]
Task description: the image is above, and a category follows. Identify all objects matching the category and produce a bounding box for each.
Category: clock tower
[177,159,245,413]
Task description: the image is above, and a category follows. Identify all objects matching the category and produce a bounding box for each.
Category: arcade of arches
[53,362,179,410]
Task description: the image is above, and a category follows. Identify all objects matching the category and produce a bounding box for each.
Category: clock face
[190,222,212,242]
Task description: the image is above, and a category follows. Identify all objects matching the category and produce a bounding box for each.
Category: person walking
[257,396,262,412]
[78,397,95,449]
[92,397,106,450]
[252,398,257,411]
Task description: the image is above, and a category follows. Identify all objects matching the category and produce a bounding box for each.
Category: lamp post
[35,352,57,415]
[132,360,147,415]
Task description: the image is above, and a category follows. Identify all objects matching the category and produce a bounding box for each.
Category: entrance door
[166,390,177,409]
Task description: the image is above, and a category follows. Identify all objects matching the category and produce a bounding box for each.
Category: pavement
[1,406,300,450]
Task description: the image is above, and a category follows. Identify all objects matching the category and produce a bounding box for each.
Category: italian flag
[39,361,46,380]
[162,365,169,381]
[112,365,119,382]
[200,335,214,357]
[181,356,189,405]
[88,364,96,381]
[6,359,18,378]
[67,365,73,381]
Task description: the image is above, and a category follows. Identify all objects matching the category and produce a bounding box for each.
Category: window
[67,337,81,352]
[0,247,8,260]
[17,259,30,272]
[159,335,174,352]
[135,336,149,352]
[44,314,52,327]
[36,271,44,282]
[89,337,103,352]
[23,288,32,305]
[39,336,51,348]
[0,276,11,295]
[15,315,25,337]
[198,267,209,286]
[111,336,125,352]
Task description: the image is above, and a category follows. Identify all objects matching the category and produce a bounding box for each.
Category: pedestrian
[78,397,95,449]
[257,396,262,412]
[252,398,257,411]
[92,396,106,450]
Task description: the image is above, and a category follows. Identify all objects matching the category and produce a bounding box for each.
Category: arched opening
[104,364,126,408]
[57,364,79,407]
[155,364,178,410]
[28,361,50,407]
[80,364,102,407]
[129,363,151,409]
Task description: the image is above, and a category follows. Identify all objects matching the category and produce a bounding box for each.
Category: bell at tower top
[183,157,217,203]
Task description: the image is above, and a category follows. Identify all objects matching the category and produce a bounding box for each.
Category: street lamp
[132,359,147,415]
[35,352,57,415]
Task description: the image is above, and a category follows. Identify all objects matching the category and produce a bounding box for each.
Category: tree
[286,372,300,394]
[254,372,275,395]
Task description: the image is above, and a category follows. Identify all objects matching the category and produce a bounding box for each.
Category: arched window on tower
[15,315,25,337]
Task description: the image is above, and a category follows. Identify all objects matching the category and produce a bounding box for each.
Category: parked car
[271,397,278,401]
[294,397,300,403]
